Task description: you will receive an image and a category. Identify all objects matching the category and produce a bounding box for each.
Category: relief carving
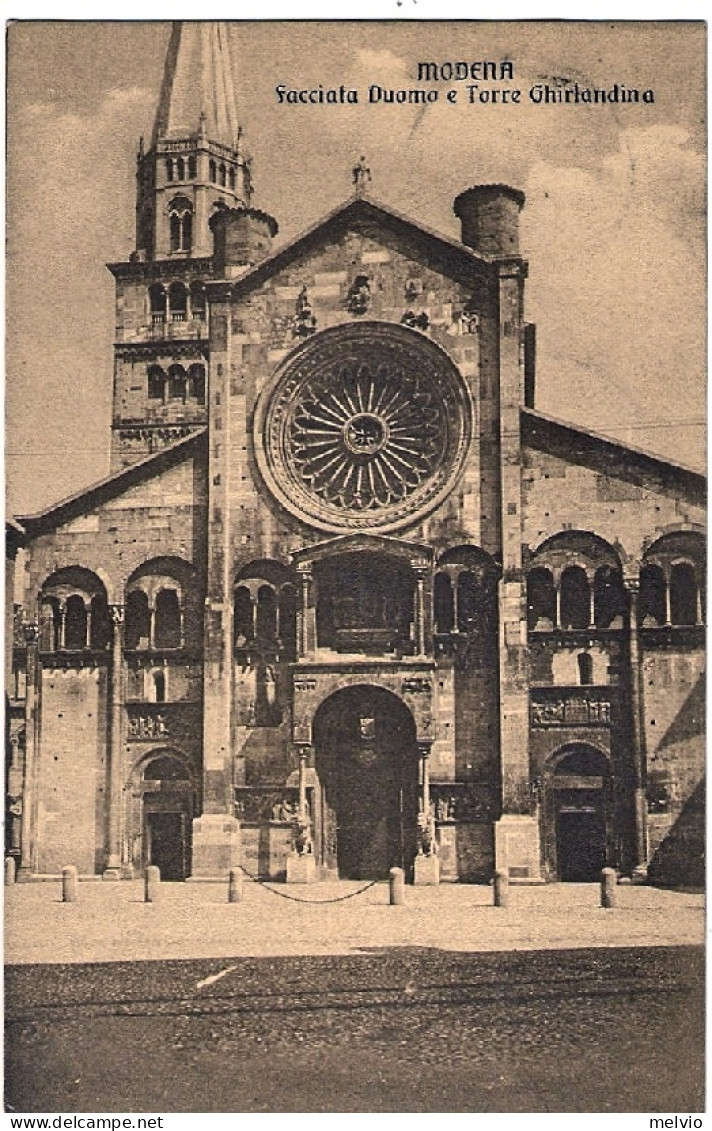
[531,694,611,727]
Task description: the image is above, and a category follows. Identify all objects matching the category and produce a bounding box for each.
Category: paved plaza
[4,877,704,966]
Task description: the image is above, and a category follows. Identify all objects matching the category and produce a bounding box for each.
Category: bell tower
[135,21,252,261]
[109,21,250,471]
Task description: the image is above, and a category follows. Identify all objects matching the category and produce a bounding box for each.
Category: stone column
[664,573,672,627]
[104,604,124,879]
[451,572,460,633]
[17,623,39,880]
[494,262,542,883]
[7,733,22,855]
[555,578,561,629]
[625,576,648,872]
[287,743,316,883]
[589,581,596,629]
[298,567,312,656]
[297,745,309,819]
[413,566,428,656]
[420,743,431,816]
[414,740,439,884]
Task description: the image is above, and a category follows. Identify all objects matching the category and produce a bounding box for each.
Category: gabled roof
[292,532,433,567]
[521,407,706,503]
[219,193,515,300]
[17,429,207,537]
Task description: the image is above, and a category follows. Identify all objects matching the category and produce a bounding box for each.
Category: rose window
[254,323,472,533]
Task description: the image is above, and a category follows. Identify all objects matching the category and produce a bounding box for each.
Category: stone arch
[132,745,196,787]
[39,566,110,652]
[129,746,197,880]
[530,530,622,577]
[126,556,199,649]
[641,531,705,627]
[312,684,420,880]
[541,742,613,882]
[233,559,297,656]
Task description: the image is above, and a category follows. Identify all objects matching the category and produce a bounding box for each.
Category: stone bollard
[389,866,405,906]
[144,864,161,903]
[494,869,509,908]
[228,868,243,903]
[62,865,78,903]
[5,857,16,886]
[600,867,617,909]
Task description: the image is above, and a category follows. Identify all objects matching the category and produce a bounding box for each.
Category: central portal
[313,686,419,881]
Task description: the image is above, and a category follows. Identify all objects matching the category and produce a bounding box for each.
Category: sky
[5,19,707,516]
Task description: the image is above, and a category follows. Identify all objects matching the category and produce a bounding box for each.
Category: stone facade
[6,23,705,888]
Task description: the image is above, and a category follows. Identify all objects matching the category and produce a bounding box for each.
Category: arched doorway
[313,686,419,881]
[139,752,195,880]
[545,745,612,882]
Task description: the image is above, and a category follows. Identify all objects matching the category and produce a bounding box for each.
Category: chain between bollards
[144,864,161,902]
[389,866,405,905]
[600,867,617,908]
[62,865,78,903]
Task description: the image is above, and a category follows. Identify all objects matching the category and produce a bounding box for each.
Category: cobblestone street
[5,881,705,1112]
[6,944,704,1112]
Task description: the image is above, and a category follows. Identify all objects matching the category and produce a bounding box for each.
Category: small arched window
[593,566,625,629]
[154,589,181,649]
[188,155,197,178]
[560,566,590,630]
[168,197,193,253]
[433,573,454,634]
[148,365,165,400]
[89,594,111,650]
[577,653,594,686]
[219,163,227,187]
[190,283,206,321]
[527,568,556,631]
[209,159,217,183]
[176,157,185,180]
[40,597,61,652]
[125,590,151,650]
[189,364,206,404]
[169,213,182,253]
[639,563,666,626]
[165,159,174,182]
[168,364,187,402]
[256,586,278,644]
[64,595,88,651]
[457,571,478,632]
[670,562,698,626]
[152,670,166,703]
[181,213,192,253]
[149,284,166,323]
[168,283,188,323]
[234,586,253,647]
[228,167,236,190]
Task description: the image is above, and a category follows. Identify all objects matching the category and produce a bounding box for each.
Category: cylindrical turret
[210,206,278,275]
[453,184,525,257]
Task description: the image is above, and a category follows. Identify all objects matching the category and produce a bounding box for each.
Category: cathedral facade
[6,23,705,886]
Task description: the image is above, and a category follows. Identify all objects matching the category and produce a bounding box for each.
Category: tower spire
[152,21,240,149]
